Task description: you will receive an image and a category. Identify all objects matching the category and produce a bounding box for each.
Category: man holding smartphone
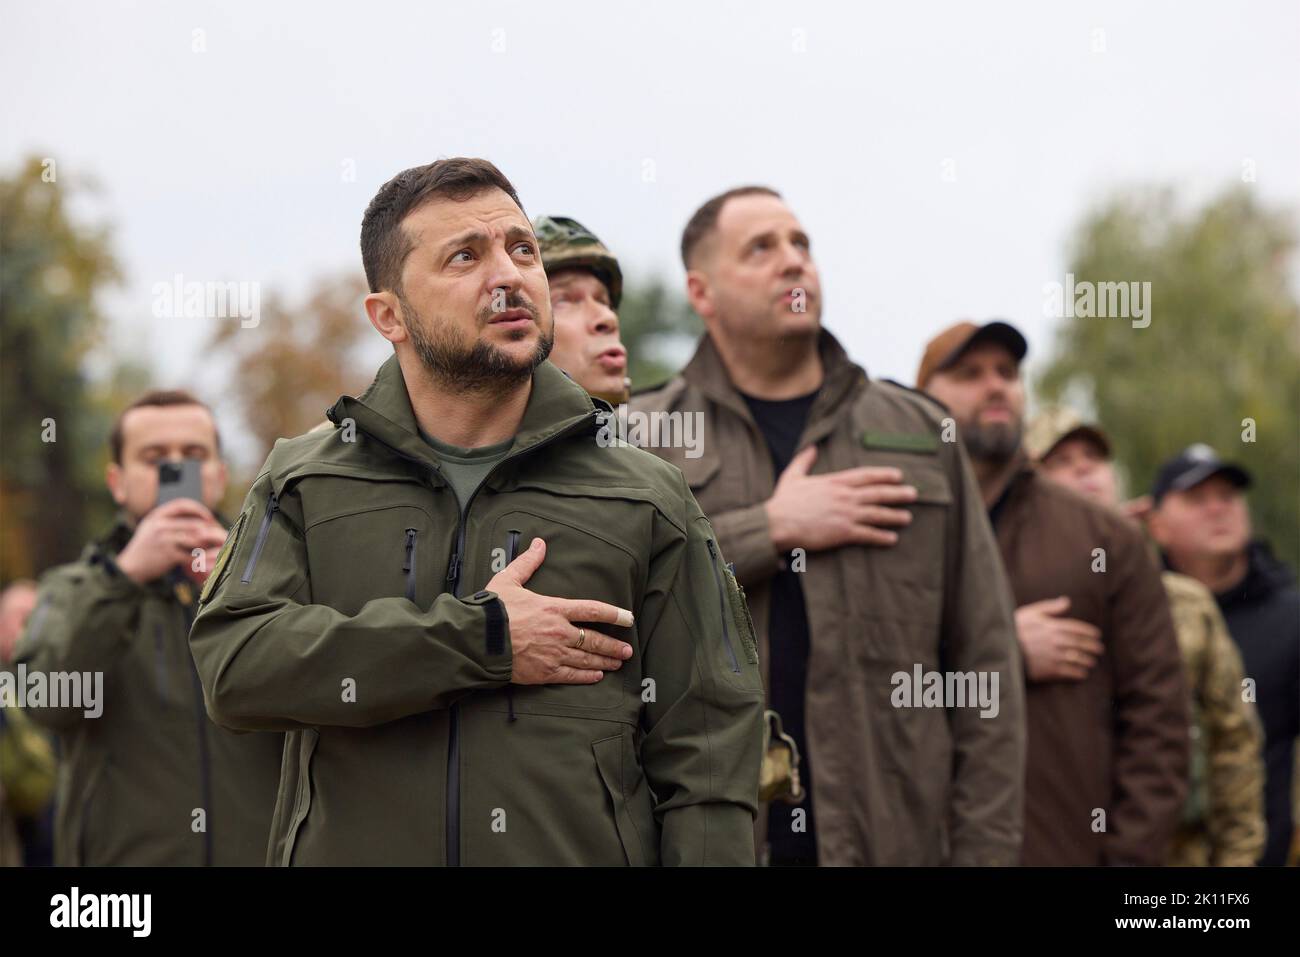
[14,390,283,865]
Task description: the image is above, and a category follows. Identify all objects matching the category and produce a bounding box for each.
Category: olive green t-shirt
[418,429,514,515]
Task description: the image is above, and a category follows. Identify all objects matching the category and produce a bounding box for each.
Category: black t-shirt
[741,388,819,866]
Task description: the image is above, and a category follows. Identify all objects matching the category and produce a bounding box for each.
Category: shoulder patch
[199,511,247,605]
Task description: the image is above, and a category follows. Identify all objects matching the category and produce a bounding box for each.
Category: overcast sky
[4,0,1297,465]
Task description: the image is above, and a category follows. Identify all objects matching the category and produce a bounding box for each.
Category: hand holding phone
[114,462,225,585]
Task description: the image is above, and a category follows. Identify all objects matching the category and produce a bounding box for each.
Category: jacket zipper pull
[705,538,741,674]
[446,552,460,584]
[240,491,280,585]
[403,529,417,572]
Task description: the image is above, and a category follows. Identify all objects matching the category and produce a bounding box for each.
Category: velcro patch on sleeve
[199,511,246,605]
[861,430,940,454]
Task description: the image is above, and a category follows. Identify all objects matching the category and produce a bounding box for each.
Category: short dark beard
[960,419,1024,464]
[399,289,553,394]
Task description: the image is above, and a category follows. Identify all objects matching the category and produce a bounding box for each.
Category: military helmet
[532,215,623,310]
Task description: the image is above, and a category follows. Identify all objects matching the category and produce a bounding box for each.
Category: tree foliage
[0,156,125,578]
[1038,186,1300,568]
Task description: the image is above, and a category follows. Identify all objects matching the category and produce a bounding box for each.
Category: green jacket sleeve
[941,442,1026,866]
[189,471,513,732]
[13,559,144,731]
[637,473,766,866]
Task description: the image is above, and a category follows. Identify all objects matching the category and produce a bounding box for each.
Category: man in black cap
[1148,445,1300,866]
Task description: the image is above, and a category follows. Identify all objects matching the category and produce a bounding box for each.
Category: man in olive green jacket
[190,158,765,866]
[15,392,283,866]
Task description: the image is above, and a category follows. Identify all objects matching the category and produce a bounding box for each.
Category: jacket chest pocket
[477,508,641,714]
[841,456,953,623]
[680,443,768,520]
[304,501,448,617]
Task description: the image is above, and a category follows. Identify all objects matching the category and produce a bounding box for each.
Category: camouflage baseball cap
[533,215,623,309]
[1024,405,1112,463]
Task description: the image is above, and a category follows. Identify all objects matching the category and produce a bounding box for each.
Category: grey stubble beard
[961,419,1024,464]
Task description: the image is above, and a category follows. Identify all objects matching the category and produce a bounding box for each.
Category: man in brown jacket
[1026,408,1265,866]
[631,186,1025,866]
[920,321,1189,865]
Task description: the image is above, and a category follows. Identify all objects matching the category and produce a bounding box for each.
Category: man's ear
[365,290,407,344]
[105,462,127,507]
[922,374,953,410]
[1146,506,1168,544]
[685,270,714,320]
[213,459,229,503]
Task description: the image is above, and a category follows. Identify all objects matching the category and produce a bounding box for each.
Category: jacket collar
[1196,539,1297,608]
[327,355,599,476]
[679,328,867,441]
[983,448,1034,516]
[85,513,135,564]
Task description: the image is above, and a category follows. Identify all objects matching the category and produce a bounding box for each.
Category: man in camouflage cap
[1026,406,1266,866]
[533,215,629,405]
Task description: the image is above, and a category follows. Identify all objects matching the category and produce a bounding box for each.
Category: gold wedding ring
[576,627,586,649]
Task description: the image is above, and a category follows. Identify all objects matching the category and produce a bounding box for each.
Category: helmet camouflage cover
[1024,404,1112,463]
[532,215,623,310]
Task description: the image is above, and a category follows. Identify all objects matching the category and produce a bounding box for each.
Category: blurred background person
[920,320,1188,866]
[14,390,282,866]
[1027,410,1266,866]
[0,581,38,666]
[534,214,630,406]
[0,579,55,866]
[1147,445,1300,866]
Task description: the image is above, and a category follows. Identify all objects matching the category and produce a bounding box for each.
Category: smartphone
[156,459,205,509]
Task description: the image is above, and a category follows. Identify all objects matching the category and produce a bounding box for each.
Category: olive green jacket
[14,521,283,865]
[190,356,766,866]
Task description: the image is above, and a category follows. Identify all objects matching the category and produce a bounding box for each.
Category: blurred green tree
[206,274,374,471]
[0,156,126,580]
[616,276,701,391]
[1038,185,1300,569]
